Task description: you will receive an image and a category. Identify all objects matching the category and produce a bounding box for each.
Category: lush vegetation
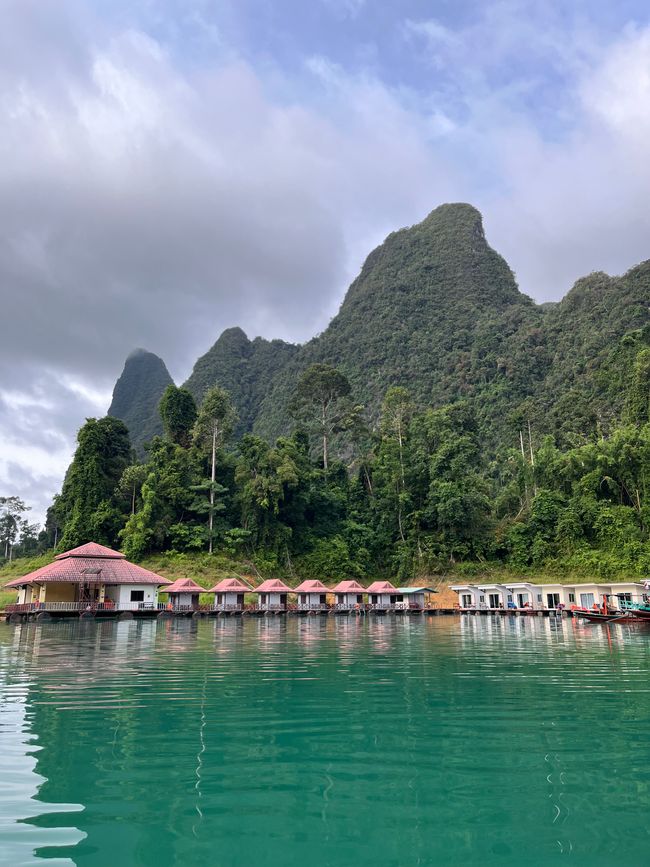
[15,337,650,584]
[107,348,173,454]
[5,202,650,588]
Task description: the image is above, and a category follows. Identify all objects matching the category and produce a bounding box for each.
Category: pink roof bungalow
[5,542,170,619]
[331,580,366,611]
[209,577,250,613]
[161,577,208,611]
[366,581,399,611]
[294,579,331,613]
[253,579,292,613]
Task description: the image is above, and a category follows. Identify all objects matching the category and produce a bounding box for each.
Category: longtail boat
[573,609,632,623]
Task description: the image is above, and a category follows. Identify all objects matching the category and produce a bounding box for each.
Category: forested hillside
[107,349,173,454]
[183,327,298,436]
[25,201,650,583]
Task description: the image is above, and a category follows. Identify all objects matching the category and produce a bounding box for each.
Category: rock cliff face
[107,349,173,454]
[107,203,650,452]
[183,327,298,436]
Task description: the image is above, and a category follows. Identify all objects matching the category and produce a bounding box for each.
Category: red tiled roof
[294,579,331,592]
[209,578,250,593]
[5,545,170,587]
[366,581,398,593]
[162,578,207,594]
[332,580,365,593]
[55,542,126,560]
[255,579,292,593]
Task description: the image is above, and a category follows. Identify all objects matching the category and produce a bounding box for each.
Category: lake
[1,615,649,866]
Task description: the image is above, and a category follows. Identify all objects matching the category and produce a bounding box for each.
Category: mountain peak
[108,350,173,454]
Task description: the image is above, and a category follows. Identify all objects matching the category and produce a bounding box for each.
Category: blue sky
[3,0,650,521]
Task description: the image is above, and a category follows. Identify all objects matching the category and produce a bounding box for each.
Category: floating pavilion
[209,577,249,614]
[294,579,330,613]
[4,542,169,621]
[161,577,208,612]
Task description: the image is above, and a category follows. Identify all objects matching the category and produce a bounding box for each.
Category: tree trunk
[209,420,217,554]
[321,402,328,473]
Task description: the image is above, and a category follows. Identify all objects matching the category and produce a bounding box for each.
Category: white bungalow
[504,582,544,610]
[476,583,512,610]
[450,585,484,609]
[254,579,291,612]
[331,580,366,611]
[394,587,437,611]
[366,581,399,610]
[607,582,646,609]
[209,577,249,613]
[161,577,207,611]
[4,542,169,618]
[294,580,330,612]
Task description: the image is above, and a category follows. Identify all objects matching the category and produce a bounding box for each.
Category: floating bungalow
[253,579,292,613]
[5,542,170,620]
[451,581,647,613]
[396,587,438,612]
[209,577,249,614]
[294,580,330,613]
[161,577,207,612]
[366,581,399,611]
[331,580,366,612]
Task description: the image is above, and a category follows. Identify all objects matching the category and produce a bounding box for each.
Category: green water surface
[1,615,650,866]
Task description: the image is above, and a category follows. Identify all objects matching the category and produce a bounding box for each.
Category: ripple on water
[2,616,650,866]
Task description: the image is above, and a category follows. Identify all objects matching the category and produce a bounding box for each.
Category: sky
[3,0,650,525]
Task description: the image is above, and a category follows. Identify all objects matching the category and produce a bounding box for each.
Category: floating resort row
[5,543,649,624]
[3,543,439,622]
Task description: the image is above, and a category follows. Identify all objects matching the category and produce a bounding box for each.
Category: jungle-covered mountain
[108,203,650,456]
[24,201,650,582]
[108,349,173,453]
[183,327,298,437]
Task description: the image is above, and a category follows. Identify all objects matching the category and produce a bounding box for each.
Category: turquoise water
[1,615,650,866]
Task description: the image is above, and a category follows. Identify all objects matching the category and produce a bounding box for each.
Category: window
[130,590,144,602]
[260,593,267,604]
[537,594,542,602]
[618,593,632,602]
[507,594,513,602]
[319,594,327,604]
[580,593,595,608]
[217,594,223,604]
[568,593,575,603]
[371,595,378,604]
[479,595,485,603]
[300,594,307,604]
[356,594,363,603]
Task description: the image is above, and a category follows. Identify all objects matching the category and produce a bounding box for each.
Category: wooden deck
[3,602,574,623]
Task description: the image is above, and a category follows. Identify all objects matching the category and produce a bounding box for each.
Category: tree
[0,497,30,560]
[159,385,197,448]
[117,464,149,515]
[289,363,357,472]
[56,417,132,549]
[193,387,238,553]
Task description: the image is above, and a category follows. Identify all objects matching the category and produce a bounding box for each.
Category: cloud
[3,0,650,526]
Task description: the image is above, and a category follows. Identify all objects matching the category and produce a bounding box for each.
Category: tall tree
[0,497,30,560]
[193,387,237,553]
[57,417,132,549]
[159,385,197,448]
[289,363,357,472]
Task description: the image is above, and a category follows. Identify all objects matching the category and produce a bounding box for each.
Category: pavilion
[5,542,170,619]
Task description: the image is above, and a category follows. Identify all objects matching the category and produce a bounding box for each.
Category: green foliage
[159,385,197,448]
[56,417,132,550]
[107,349,173,455]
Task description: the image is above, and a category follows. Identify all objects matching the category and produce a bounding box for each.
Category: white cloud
[3,2,650,526]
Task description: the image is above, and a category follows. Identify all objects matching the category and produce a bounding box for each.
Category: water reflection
[1,616,650,866]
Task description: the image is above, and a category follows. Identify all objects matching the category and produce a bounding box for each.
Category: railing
[6,601,161,614]
[294,603,329,611]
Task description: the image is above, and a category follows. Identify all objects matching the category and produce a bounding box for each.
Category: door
[547,593,560,608]
[517,593,528,607]
[580,593,595,608]
[488,593,500,608]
